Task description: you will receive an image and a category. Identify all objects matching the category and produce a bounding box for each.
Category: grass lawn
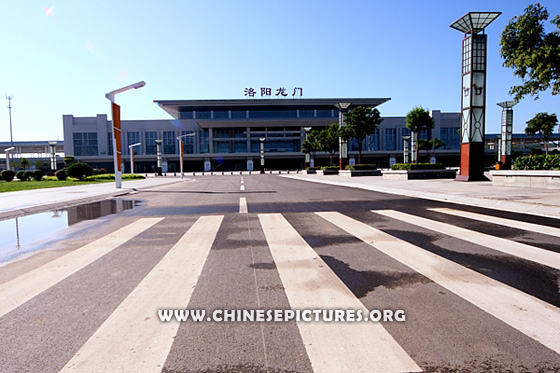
[0,179,111,193]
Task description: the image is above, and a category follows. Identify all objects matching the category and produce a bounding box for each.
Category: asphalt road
[1,174,560,372]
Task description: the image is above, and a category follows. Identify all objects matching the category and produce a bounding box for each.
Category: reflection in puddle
[0,199,139,263]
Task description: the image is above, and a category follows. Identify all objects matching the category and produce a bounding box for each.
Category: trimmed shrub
[33,169,45,181]
[513,155,560,170]
[391,163,444,171]
[345,164,377,170]
[16,171,26,181]
[1,170,15,182]
[306,166,321,170]
[23,171,34,181]
[321,166,339,170]
[63,156,75,165]
[66,163,94,180]
[55,169,67,181]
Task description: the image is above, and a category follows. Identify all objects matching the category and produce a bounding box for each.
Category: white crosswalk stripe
[62,215,223,372]
[0,217,163,319]
[259,213,422,373]
[373,209,560,271]
[239,197,248,213]
[429,207,560,238]
[317,211,560,355]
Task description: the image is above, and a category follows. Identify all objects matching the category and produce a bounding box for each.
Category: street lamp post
[4,146,14,171]
[48,141,57,171]
[177,133,195,179]
[105,81,146,188]
[335,102,351,170]
[402,136,411,164]
[155,139,163,176]
[259,137,265,174]
[128,142,141,174]
[303,127,312,169]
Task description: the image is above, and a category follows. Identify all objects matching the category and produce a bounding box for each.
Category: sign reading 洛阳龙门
[244,87,303,98]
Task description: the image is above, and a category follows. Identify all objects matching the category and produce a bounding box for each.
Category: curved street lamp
[4,146,14,171]
[128,142,141,174]
[105,81,146,188]
[177,133,195,179]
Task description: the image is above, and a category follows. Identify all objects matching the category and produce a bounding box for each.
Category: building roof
[153,98,391,119]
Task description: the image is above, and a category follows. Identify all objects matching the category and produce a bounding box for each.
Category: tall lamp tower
[497,100,517,169]
[450,12,501,181]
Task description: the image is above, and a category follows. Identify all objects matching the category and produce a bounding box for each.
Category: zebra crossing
[0,207,559,372]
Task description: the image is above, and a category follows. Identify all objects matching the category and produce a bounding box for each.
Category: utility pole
[6,95,13,146]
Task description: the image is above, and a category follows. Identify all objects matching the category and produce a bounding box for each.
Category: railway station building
[62,98,462,173]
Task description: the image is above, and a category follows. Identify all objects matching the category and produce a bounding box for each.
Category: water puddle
[0,199,140,264]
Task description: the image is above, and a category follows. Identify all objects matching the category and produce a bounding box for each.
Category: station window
[74,132,98,156]
[163,131,176,154]
[145,132,157,155]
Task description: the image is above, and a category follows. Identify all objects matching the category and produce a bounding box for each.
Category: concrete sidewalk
[0,176,186,219]
[280,173,560,219]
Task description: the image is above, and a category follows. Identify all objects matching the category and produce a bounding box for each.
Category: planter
[340,170,381,177]
[306,169,318,174]
[317,169,339,175]
[490,170,560,189]
[382,169,457,180]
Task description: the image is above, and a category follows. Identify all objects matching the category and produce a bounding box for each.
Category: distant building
[0,141,63,171]
[62,98,464,172]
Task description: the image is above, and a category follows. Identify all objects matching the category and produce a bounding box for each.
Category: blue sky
[2,0,559,141]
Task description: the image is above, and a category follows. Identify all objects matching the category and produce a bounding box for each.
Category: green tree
[317,124,340,166]
[525,112,558,155]
[500,3,560,100]
[406,107,434,163]
[342,106,383,164]
[418,138,445,160]
[417,139,432,159]
[20,158,30,170]
[301,130,320,167]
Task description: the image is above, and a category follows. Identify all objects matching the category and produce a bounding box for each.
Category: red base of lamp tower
[455,143,488,181]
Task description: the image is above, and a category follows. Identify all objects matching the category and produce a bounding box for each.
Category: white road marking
[0,218,163,318]
[62,215,223,372]
[259,213,421,373]
[240,185,245,191]
[429,207,560,238]
[318,211,560,355]
[239,197,248,213]
[373,209,560,271]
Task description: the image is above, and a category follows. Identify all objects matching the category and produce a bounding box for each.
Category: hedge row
[1,163,146,182]
[391,163,444,171]
[345,164,377,170]
[84,174,146,181]
[513,155,560,170]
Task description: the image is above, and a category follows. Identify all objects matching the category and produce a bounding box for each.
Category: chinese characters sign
[244,87,303,98]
